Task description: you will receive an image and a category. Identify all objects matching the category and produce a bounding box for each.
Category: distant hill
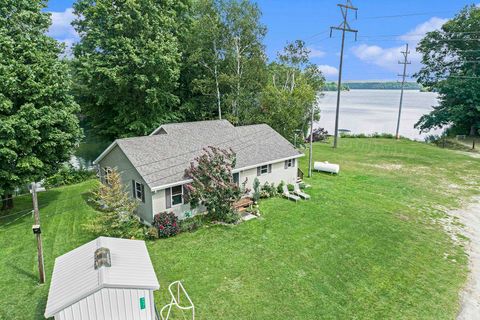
[323,81,422,91]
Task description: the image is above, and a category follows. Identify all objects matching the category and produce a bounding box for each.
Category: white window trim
[134,181,144,201]
[286,159,294,168]
[171,185,184,207]
[259,165,269,175]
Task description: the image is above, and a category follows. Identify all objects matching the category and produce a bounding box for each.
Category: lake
[316,89,441,140]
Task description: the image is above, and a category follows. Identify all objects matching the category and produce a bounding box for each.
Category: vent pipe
[94,247,111,269]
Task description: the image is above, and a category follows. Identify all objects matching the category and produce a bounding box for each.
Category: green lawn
[1,138,479,319]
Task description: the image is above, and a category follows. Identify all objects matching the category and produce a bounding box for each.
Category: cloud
[318,64,338,76]
[47,8,78,55]
[351,44,414,71]
[308,47,326,58]
[351,17,448,72]
[399,17,448,42]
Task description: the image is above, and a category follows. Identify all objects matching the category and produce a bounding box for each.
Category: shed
[44,237,160,320]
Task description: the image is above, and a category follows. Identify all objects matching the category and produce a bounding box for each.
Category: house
[44,236,160,320]
[94,120,304,223]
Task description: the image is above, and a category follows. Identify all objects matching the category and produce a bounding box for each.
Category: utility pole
[330,0,358,149]
[396,43,411,140]
[308,104,314,177]
[31,182,45,284]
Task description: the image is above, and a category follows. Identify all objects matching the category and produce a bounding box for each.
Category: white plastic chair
[282,185,300,202]
[293,184,310,200]
[160,281,195,320]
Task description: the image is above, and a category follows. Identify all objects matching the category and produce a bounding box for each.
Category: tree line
[72,0,323,141]
[0,0,323,209]
[323,82,421,91]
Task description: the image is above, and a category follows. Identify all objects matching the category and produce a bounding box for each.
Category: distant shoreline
[323,81,423,91]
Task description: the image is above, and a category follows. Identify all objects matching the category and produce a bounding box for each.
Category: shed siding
[97,145,153,223]
[55,288,154,320]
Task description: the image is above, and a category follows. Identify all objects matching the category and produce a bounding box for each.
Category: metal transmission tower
[330,0,358,148]
[396,43,411,140]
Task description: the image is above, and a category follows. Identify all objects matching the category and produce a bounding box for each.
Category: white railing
[160,281,195,320]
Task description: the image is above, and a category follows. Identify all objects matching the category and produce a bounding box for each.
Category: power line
[304,30,330,41]
[359,31,480,38]
[360,11,455,20]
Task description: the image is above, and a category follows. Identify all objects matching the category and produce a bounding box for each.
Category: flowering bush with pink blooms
[185,146,246,223]
[153,211,179,238]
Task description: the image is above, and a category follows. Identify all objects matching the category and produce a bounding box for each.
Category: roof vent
[94,247,111,269]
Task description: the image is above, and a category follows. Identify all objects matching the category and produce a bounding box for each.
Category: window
[260,165,268,175]
[285,159,295,168]
[257,164,272,176]
[134,181,145,202]
[171,185,183,206]
[233,172,239,185]
[103,167,112,185]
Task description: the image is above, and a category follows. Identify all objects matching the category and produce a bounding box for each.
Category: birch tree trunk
[213,39,222,120]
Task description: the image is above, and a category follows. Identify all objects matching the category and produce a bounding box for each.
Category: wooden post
[31,183,45,284]
[308,104,314,178]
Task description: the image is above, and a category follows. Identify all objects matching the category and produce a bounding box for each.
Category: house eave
[93,141,118,165]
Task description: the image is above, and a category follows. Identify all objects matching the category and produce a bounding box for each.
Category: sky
[45,0,478,81]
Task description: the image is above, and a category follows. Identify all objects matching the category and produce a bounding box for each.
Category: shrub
[287,184,294,192]
[246,204,260,216]
[86,169,146,239]
[305,127,329,142]
[185,146,245,223]
[252,177,261,202]
[277,181,285,194]
[260,182,277,198]
[179,215,204,233]
[223,210,240,224]
[146,227,159,240]
[44,164,95,188]
[153,211,179,238]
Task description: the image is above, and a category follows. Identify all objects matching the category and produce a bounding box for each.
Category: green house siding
[97,145,153,223]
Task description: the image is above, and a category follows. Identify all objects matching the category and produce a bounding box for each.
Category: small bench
[234,197,254,212]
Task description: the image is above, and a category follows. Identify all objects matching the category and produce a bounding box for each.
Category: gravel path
[451,198,480,319]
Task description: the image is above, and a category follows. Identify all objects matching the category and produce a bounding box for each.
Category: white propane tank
[314,161,340,174]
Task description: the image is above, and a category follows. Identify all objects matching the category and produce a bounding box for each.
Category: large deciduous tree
[0,0,81,210]
[415,5,480,136]
[72,0,190,140]
[179,0,267,124]
[255,41,324,142]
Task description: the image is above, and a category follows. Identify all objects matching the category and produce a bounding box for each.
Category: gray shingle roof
[110,120,303,190]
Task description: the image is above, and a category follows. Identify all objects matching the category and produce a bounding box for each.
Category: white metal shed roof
[44,237,160,318]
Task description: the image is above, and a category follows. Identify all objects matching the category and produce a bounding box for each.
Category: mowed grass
[1,138,479,319]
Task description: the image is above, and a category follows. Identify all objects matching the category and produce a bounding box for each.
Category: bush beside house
[153,212,179,238]
[184,146,244,223]
[85,169,147,239]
